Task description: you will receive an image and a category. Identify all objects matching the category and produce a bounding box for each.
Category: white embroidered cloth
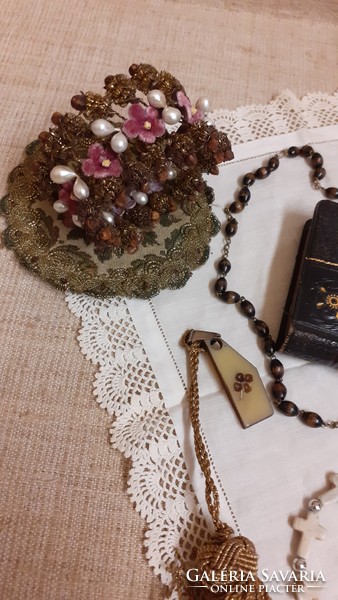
[66,91,338,600]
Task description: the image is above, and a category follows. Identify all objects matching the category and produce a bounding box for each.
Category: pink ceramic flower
[82,143,122,179]
[122,104,166,144]
[177,91,203,124]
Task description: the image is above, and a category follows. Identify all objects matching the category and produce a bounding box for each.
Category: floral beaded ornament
[0,64,233,298]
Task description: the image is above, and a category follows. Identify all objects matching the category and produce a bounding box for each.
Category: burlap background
[1,2,337,599]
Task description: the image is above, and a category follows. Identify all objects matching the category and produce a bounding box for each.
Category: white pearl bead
[102,211,115,224]
[167,166,177,180]
[162,106,181,125]
[110,132,128,153]
[50,165,76,184]
[196,96,210,113]
[90,119,116,137]
[72,215,82,228]
[53,200,69,213]
[147,89,166,109]
[132,191,148,206]
[73,177,89,200]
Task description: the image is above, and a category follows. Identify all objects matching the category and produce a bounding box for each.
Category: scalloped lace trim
[65,90,338,599]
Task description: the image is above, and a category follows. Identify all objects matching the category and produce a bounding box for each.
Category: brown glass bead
[38,131,50,144]
[324,187,338,200]
[51,112,63,126]
[225,219,238,237]
[272,381,287,401]
[230,200,244,213]
[221,291,241,304]
[253,319,270,337]
[313,167,326,180]
[214,277,227,295]
[238,187,251,203]
[311,152,323,168]
[240,299,255,319]
[243,173,255,186]
[287,146,299,157]
[218,258,231,275]
[255,167,270,179]
[234,382,242,392]
[270,358,284,380]
[71,94,87,111]
[300,411,323,428]
[300,145,314,157]
[244,383,252,393]
[236,373,245,382]
[277,401,299,417]
[244,374,253,383]
[264,336,275,356]
[268,156,279,171]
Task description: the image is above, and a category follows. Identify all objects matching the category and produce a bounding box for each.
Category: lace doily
[65,90,338,600]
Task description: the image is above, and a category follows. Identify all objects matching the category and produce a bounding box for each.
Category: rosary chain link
[214,144,338,429]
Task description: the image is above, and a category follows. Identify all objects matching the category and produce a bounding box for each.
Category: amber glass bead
[253,319,270,337]
[287,146,299,157]
[218,258,231,275]
[214,277,227,295]
[255,167,270,179]
[278,401,299,417]
[236,373,245,382]
[272,381,287,401]
[51,112,63,125]
[264,336,275,356]
[300,411,323,428]
[71,94,87,111]
[324,187,338,200]
[230,200,244,213]
[240,299,255,319]
[221,291,241,304]
[311,152,323,168]
[225,219,238,237]
[300,145,313,157]
[313,167,326,180]
[270,358,284,380]
[243,173,255,186]
[268,156,279,171]
[238,187,251,203]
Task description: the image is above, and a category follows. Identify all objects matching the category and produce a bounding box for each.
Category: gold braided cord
[183,335,271,600]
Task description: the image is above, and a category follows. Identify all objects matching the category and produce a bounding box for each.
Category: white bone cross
[293,511,327,559]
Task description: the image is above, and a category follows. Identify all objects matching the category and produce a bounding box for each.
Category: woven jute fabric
[1,2,337,600]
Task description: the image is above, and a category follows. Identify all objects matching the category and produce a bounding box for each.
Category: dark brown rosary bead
[287,146,300,157]
[324,187,338,200]
[221,291,241,304]
[218,258,231,275]
[264,336,275,356]
[230,200,245,213]
[225,219,238,237]
[300,411,324,428]
[270,358,284,380]
[240,299,255,318]
[268,156,279,171]
[277,401,299,417]
[238,187,251,203]
[313,167,326,180]
[253,319,270,337]
[272,381,287,401]
[243,172,255,186]
[311,152,323,168]
[255,167,270,179]
[300,144,314,157]
[214,277,227,295]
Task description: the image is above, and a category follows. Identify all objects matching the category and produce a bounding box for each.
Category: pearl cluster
[147,89,210,124]
[90,119,129,153]
[50,165,89,226]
